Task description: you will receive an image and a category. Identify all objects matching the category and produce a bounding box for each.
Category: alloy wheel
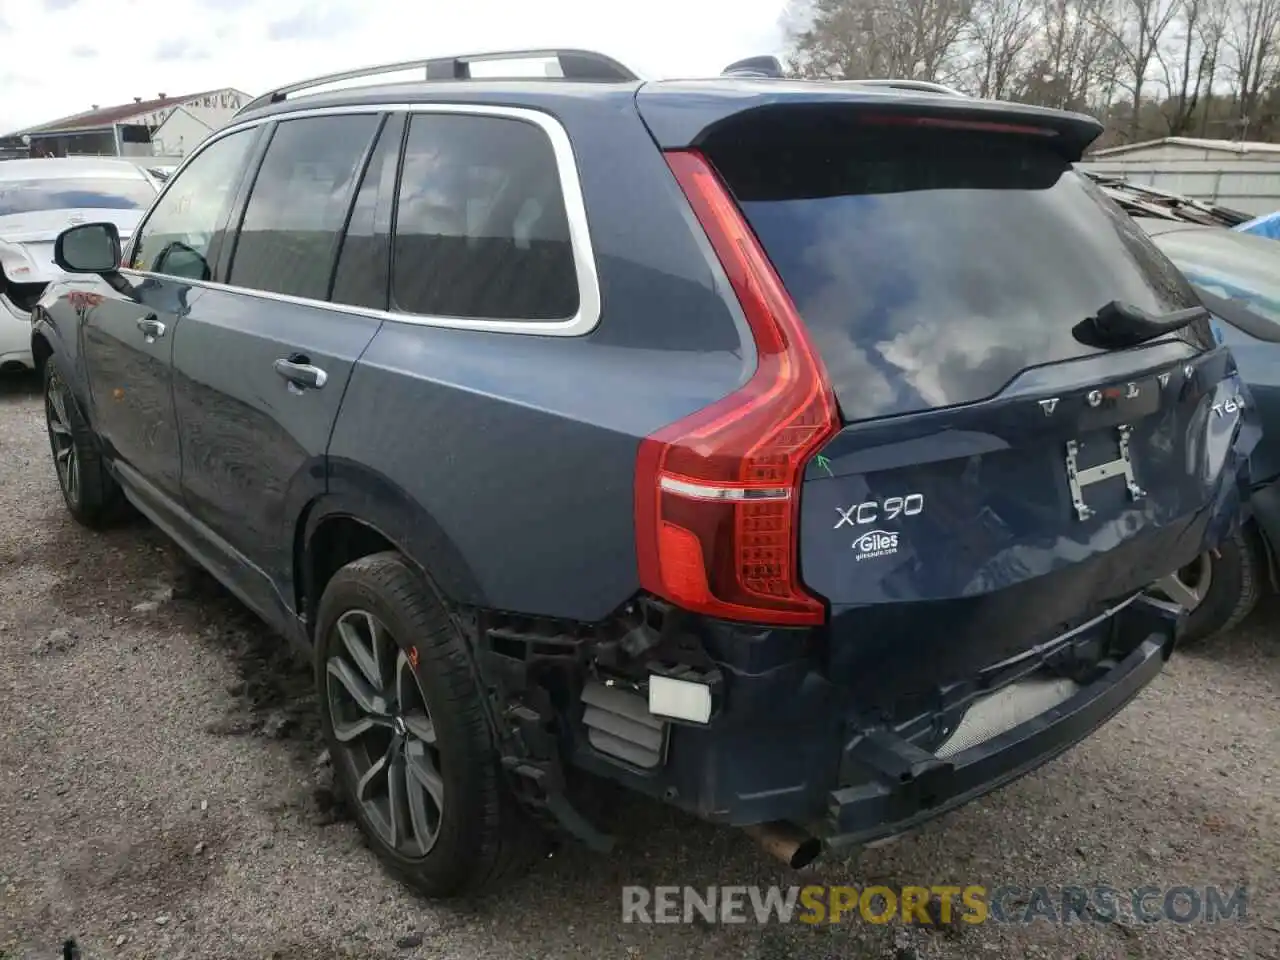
[326,609,444,856]
[45,374,80,507]
[1152,553,1213,611]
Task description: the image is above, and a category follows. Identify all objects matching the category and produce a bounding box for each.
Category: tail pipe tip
[743,821,823,870]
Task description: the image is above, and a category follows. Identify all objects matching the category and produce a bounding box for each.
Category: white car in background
[0,157,159,372]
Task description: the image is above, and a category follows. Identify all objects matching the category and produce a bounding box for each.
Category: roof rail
[842,78,969,97]
[236,48,640,116]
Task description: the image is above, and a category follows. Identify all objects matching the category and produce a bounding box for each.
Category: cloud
[266,3,359,42]
[43,0,79,10]
[155,37,211,61]
[70,43,97,58]
[0,0,788,134]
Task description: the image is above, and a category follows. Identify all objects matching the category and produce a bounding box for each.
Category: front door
[169,112,399,614]
[80,275,197,503]
[85,126,260,507]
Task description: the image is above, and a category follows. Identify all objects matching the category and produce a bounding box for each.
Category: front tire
[1152,525,1262,646]
[315,551,543,897]
[43,363,125,528]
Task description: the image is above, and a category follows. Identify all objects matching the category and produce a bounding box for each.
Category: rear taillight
[633,149,839,627]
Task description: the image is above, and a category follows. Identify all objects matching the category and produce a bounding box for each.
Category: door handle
[273,356,328,391]
[137,315,166,343]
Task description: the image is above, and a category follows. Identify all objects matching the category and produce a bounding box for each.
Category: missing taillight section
[632,149,839,627]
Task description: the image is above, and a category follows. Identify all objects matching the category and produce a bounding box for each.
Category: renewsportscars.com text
[621,884,1248,926]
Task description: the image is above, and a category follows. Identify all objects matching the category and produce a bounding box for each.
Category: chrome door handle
[273,357,328,391]
[137,315,166,343]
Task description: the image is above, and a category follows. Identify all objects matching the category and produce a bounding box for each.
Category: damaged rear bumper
[567,592,1182,860]
[824,594,1177,851]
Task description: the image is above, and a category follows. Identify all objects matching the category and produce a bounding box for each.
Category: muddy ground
[1,371,1277,960]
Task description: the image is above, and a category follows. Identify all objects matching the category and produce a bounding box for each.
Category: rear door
[168,111,402,616]
[694,106,1246,705]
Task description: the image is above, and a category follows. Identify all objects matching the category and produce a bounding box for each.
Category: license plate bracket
[1065,424,1146,521]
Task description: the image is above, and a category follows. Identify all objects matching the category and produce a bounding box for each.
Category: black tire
[43,363,126,528]
[1158,525,1262,647]
[315,551,544,897]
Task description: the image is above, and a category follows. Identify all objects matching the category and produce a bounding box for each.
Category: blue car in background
[1138,216,1280,643]
[1236,210,1280,241]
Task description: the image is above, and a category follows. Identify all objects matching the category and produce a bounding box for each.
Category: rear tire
[43,363,126,528]
[1153,525,1262,646]
[315,551,544,897]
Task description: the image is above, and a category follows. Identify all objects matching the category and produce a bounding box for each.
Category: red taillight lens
[633,149,840,627]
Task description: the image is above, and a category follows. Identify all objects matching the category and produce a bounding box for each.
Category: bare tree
[1020,0,1118,109]
[968,0,1041,97]
[1153,0,1208,133]
[1095,0,1184,138]
[789,0,973,80]
[784,0,1280,141]
[1225,0,1280,133]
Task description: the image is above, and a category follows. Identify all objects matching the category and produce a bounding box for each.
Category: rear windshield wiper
[1072,299,1209,349]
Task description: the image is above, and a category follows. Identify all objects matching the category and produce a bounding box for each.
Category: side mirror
[53,222,122,274]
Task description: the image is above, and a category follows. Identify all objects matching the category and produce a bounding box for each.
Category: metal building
[1079,137,1280,217]
[0,88,250,163]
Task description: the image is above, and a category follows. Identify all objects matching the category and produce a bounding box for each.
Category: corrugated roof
[1092,136,1280,157]
[12,90,225,136]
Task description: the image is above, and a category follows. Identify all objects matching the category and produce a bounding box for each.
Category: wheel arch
[296,459,488,641]
[30,328,53,372]
[30,309,91,414]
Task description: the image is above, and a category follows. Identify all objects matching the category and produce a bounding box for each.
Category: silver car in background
[0,157,159,371]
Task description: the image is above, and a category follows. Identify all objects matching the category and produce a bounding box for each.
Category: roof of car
[0,156,153,182]
[231,75,1101,159]
[235,74,1053,117]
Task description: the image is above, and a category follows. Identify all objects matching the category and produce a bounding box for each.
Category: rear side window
[331,114,405,310]
[705,116,1205,420]
[227,114,381,300]
[391,113,578,321]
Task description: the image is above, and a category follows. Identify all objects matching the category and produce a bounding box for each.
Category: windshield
[0,177,157,217]
[1148,229,1280,326]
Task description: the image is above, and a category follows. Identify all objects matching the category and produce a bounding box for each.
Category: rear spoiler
[636,81,1105,161]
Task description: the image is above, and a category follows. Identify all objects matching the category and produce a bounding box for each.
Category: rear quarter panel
[328,91,753,620]
[1217,323,1280,484]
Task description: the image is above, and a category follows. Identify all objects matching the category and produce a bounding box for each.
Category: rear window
[0,177,156,216]
[705,118,1204,420]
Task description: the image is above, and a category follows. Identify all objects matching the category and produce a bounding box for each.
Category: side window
[227,114,382,300]
[331,113,405,310]
[391,114,579,321]
[129,128,256,280]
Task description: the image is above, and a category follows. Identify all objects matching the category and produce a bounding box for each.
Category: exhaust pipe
[743,821,822,869]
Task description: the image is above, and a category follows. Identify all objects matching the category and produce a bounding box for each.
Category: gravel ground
[1,369,1277,960]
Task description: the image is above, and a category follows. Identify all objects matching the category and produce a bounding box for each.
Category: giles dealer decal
[853,529,899,562]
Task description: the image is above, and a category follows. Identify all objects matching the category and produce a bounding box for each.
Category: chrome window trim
[126,102,602,337]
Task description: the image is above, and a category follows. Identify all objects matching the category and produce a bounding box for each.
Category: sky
[0,0,793,134]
